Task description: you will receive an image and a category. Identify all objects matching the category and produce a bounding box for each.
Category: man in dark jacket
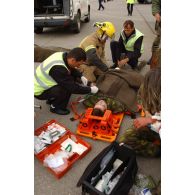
[34,47,99,115]
[110,20,144,69]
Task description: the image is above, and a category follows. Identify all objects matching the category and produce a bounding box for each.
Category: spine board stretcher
[76,108,124,142]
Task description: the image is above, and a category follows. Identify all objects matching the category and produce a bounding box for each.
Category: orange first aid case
[34,119,91,179]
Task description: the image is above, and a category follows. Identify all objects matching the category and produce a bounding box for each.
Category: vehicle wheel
[84,7,90,23]
[34,27,43,34]
[72,12,81,33]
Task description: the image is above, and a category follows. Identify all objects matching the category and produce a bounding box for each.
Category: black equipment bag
[77,141,138,195]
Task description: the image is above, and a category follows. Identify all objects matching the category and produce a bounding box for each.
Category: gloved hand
[90,86,99,94]
[81,76,88,86]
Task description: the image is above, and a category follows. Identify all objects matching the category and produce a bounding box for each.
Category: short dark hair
[123,20,134,29]
[67,47,86,61]
[92,108,104,117]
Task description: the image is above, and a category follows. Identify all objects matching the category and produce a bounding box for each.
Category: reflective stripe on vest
[79,32,98,52]
[121,29,144,53]
[84,45,96,52]
[34,52,69,96]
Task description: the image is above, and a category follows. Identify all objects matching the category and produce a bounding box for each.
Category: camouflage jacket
[83,94,126,114]
[152,0,161,16]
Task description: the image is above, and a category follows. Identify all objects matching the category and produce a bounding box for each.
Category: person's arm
[133,112,161,137]
[118,35,126,51]
[71,68,82,78]
[126,36,143,60]
[133,117,154,129]
[116,35,128,67]
[49,65,91,94]
[86,48,108,72]
[99,48,107,65]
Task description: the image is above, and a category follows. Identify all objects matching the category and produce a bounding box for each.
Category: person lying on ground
[34,44,71,62]
[83,67,144,114]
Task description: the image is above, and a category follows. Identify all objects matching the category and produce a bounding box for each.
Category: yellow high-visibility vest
[34,52,69,96]
[127,0,135,4]
[121,29,144,53]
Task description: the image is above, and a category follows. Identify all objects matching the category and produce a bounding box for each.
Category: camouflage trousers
[119,126,161,157]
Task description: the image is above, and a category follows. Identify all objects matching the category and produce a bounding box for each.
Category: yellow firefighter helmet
[94,21,116,39]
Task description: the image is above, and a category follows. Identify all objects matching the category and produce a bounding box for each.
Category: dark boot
[50,105,70,115]
[46,97,55,105]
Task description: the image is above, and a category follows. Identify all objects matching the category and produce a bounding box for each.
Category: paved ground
[34,0,160,194]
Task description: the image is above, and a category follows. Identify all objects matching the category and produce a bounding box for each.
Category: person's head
[92,100,107,116]
[139,67,161,115]
[123,20,135,37]
[66,47,86,68]
[94,22,116,42]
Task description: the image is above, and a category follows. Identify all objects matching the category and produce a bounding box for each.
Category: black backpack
[77,141,138,195]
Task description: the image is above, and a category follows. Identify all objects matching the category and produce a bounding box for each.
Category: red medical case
[34,119,91,179]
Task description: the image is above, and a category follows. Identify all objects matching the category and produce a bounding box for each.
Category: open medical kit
[77,141,138,195]
[34,119,91,179]
[76,108,124,142]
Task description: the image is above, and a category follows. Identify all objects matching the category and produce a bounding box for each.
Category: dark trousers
[98,0,104,10]
[110,41,138,69]
[35,85,71,109]
[127,3,133,15]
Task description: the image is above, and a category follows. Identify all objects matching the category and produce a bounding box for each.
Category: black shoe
[50,105,70,115]
[46,98,55,105]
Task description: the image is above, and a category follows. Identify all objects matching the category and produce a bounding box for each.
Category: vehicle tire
[84,6,90,23]
[34,27,43,34]
[72,12,81,33]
